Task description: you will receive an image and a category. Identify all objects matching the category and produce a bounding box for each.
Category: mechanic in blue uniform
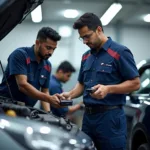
[61,13,140,150]
[0,27,63,110]
[41,61,83,116]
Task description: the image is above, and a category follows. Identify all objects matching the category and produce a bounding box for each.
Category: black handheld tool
[60,100,73,106]
[86,88,96,93]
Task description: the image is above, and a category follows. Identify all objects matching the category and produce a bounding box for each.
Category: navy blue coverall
[78,37,139,150]
[50,75,69,117]
[0,46,51,107]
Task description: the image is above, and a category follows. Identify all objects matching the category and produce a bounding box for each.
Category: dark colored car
[0,0,95,150]
[0,0,45,41]
[0,114,93,150]
[124,59,150,150]
[0,100,95,150]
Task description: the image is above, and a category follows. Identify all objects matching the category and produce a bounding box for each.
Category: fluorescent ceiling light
[64,9,79,18]
[58,26,72,37]
[31,5,42,23]
[100,3,122,26]
[143,14,150,22]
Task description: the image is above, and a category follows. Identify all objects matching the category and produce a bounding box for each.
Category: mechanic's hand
[61,92,71,100]
[48,94,61,108]
[90,84,109,99]
[55,93,65,100]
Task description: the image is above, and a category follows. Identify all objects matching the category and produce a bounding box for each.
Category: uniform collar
[52,75,62,87]
[28,45,36,61]
[102,37,112,51]
[29,45,46,68]
[90,37,112,55]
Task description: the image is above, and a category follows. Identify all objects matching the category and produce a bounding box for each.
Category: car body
[0,101,95,150]
[0,114,93,150]
[0,0,44,41]
[124,59,150,150]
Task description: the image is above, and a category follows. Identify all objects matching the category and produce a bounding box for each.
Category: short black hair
[56,61,76,73]
[37,27,61,42]
[73,12,103,31]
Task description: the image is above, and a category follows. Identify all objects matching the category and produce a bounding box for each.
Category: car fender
[130,123,150,150]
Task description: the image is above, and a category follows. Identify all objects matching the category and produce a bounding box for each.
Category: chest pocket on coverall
[39,68,48,86]
[82,59,94,83]
[83,66,92,82]
[96,63,113,83]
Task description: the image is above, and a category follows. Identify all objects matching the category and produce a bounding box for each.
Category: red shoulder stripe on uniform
[82,53,91,61]
[107,48,120,60]
[26,57,30,65]
[44,65,51,72]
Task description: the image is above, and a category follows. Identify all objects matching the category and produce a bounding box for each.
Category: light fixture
[31,5,42,23]
[100,3,122,26]
[58,26,72,37]
[63,9,79,18]
[143,14,150,22]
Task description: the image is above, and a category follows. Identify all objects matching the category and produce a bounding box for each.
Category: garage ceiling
[25,0,150,26]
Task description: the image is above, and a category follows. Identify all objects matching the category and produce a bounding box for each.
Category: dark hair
[73,12,103,31]
[36,27,61,42]
[56,61,76,73]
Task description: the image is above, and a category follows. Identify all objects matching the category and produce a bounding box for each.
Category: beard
[86,42,93,48]
[87,42,97,52]
[38,46,51,60]
[88,39,102,52]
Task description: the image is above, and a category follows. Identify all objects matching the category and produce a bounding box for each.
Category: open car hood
[0,0,44,41]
